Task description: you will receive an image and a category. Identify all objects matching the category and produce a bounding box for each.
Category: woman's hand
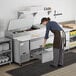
[42,39,47,48]
[42,44,45,48]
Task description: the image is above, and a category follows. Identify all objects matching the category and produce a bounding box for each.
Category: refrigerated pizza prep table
[5,18,76,65]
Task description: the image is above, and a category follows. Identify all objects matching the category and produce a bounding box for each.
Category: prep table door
[30,36,54,50]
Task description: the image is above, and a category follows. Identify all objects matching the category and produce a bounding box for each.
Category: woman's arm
[42,24,49,47]
[42,39,47,47]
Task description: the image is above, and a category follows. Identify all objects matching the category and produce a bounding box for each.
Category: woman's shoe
[50,64,58,68]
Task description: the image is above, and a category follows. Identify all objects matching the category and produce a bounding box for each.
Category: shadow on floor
[7,52,76,76]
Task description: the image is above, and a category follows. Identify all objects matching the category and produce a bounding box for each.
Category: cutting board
[63,24,76,29]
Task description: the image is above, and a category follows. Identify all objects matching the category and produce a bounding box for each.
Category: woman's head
[41,17,50,25]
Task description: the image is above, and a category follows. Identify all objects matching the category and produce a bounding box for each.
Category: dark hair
[47,17,50,21]
[41,17,50,24]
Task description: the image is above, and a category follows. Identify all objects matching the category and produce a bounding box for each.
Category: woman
[41,17,66,67]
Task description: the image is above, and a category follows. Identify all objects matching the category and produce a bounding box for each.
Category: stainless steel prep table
[5,19,75,65]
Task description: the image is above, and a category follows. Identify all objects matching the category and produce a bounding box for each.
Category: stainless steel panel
[66,32,70,41]
[30,38,43,50]
[20,41,30,62]
[14,39,30,64]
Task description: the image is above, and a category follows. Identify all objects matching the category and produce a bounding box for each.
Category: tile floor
[0,49,76,76]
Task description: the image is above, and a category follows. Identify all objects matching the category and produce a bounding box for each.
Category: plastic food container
[0,45,2,51]
[2,43,9,51]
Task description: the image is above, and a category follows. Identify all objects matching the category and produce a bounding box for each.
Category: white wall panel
[0,0,75,37]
